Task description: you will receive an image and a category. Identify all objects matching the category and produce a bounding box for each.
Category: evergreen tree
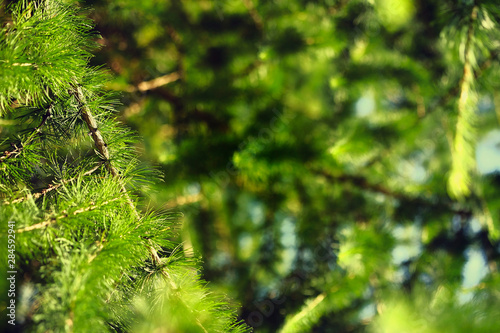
[5,0,500,332]
[0,1,250,332]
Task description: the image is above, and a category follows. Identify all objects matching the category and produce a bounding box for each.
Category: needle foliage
[0,1,250,332]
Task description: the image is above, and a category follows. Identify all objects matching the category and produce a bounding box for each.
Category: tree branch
[74,85,164,264]
[73,85,141,216]
[312,168,462,212]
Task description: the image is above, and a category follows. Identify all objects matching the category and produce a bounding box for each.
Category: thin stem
[17,196,123,233]
[163,193,202,208]
[129,72,180,93]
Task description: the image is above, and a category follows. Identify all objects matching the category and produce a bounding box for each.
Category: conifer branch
[73,85,168,266]
[429,48,499,114]
[0,143,23,161]
[280,293,326,333]
[448,3,479,199]
[74,84,165,265]
[156,267,210,333]
[73,85,140,218]
[1,2,251,331]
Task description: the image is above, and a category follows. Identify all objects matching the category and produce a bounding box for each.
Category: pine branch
[279,293,326,333]
[73,85,140,216]
[448,3,479,199]
[72,84,169,267]
[74,77,227,333]
[0,143,23,161]
[1,2,250,332]
[429,48,499,114]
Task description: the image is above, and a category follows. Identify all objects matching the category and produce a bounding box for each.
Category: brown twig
[126,72,180,93]
[163,193,202,209]
[241,0,263,30]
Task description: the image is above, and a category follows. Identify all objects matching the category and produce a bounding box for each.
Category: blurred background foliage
[81,0,500,331]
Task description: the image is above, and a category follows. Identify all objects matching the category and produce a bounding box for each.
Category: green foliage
[0,1,249,332]
[81,0,500,331]
[4,0,500,332]
[0,0,95,112]
[372,284,500,333]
